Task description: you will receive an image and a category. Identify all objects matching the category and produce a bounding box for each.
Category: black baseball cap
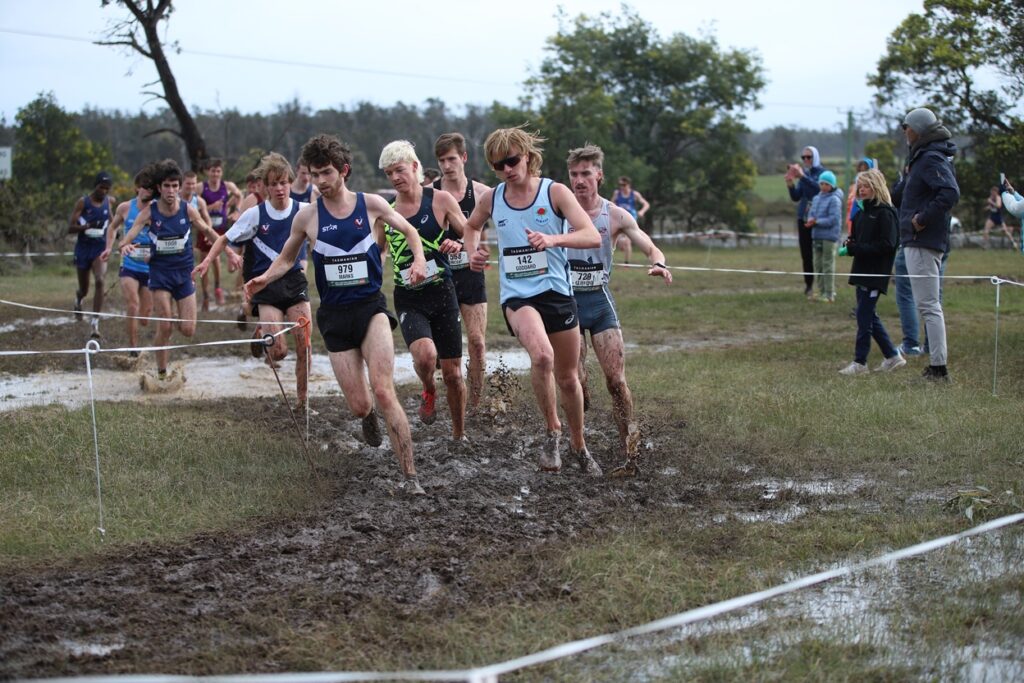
[94,171,113,187]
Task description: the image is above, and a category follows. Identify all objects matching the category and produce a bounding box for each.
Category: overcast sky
[0,0,925,133]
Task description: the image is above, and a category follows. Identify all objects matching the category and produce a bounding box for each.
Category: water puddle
[0,348,532,412]
[61,639,125,658]
[0,315,78,335]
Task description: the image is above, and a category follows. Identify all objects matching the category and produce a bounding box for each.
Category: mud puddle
[0,349,532,412]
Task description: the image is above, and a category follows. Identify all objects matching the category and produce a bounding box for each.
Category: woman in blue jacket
[804,170,844,302]
[786,145,824,297]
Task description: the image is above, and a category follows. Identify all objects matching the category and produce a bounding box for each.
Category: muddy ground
[0,373,747,678]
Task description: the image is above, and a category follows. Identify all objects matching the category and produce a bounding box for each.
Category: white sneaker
[875,353,907,373]
[838,361,869,376]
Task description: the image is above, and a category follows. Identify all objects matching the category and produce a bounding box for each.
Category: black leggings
[797,219,814,289]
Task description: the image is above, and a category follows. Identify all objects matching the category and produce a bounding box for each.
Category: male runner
[182,170,215,310]
[106,167,155,355]
[245,134,429,495]
[610,176,651,264]
[118,159,217,379]
[290,161,314,203]
[434,132,491,410]
[379,140,468,440]
[566,145,672,474]
[196,153,310,402]
[463,127,603,476]
[199,158,242,306]
[69,171,116,338]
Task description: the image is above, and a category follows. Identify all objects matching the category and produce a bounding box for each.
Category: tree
[0,93,117,254]
[98,0,209,169]
[519,6,765,231]
[870,0,1024,225]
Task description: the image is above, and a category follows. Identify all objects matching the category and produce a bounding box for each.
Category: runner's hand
[439,238,463,254]
[244,275,267,298]
[525,228,552,251]
[648,265,673,283]
[192,259,209,279]
[226,249,242,272]
[100,248,111,262]
[470,250,487,272]
[407,257,427,286]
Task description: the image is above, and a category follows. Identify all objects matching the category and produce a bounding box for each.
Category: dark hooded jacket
[847,198,898,294]
[891,127,960,252]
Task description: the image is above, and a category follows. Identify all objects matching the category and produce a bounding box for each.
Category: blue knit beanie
[819,170,837,188]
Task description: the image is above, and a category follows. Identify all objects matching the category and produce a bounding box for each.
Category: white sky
[0,0,925,132]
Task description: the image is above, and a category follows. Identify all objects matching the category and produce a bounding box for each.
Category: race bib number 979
[324,254,369,287]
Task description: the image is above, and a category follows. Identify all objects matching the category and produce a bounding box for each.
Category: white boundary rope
[0,325,298,357]
[20,513,1023,683]
[0,299,257,326]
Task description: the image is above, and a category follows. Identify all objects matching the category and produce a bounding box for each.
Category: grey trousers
[905,246,947,366]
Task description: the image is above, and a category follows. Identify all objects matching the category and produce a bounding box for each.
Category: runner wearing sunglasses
[462,126,604,476]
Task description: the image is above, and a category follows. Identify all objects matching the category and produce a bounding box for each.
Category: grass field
[1,245,1023,679]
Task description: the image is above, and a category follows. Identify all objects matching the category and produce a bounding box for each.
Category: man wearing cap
[69,171,117,338]
[891,107,959,382]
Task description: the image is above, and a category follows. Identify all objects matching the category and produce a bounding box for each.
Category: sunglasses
[801,155,813,160]
[491,154,522,171]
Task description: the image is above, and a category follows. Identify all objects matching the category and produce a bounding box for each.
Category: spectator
[846,158,877,233]
[786,146,824,297]
[891,107,960,383]
[837,169,905,375]
[804,170,844,302]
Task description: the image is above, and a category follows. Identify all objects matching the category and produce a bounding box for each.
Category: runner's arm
[102,202,130,261]
[634,191,651,218]
[464,189,493,271]
[187,203,216,244]
[245,204,315,297]
[68,198,87,234]
[118,206,151,254]
[610,205,672,283]
[370,194,427,285]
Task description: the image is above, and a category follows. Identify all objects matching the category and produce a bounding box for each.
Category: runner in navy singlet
[244,135,430,495]
[69,171,117,338]
[610,176,651,264]
[118,159,217,379]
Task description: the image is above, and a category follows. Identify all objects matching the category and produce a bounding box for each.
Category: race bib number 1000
[155,235,187,255]
[502,246,548,279]
[324,254,369,287]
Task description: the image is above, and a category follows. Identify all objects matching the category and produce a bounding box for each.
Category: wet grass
[2,245,1023,678]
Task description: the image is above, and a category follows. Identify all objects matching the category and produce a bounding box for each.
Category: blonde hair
[484,126,544,177]
[855,169,892,206]
[378,140,423,183]
[256,152,294,185]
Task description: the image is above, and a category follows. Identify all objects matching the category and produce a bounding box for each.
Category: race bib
[570,261,604,292]
[502,246,548,279]
[212,215,224,228]
[400,259,441,288]
[84,227,105,239]
[447,250,470,270]
[324,254,369,287]
[126,244,151,264]
[155,235,187,255]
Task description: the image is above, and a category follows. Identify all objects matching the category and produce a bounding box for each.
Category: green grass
[2,245,1023,678]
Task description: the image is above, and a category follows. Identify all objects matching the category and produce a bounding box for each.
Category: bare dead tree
[97,0,209,170]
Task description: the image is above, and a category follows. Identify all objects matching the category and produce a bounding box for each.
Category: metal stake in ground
[263,333,319,479]
[83,338,106,539]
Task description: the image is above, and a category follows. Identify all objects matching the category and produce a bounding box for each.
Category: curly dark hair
[299,134,352,179]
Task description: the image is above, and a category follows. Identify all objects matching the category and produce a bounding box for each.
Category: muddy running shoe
[157,368,168,381]
[398,476,426,496]
[73,293,84,321]
[609,458,641,478]
[129,350,140,359]
[89,330,102,342]
[249,326,264,358]
[361,409,383,447]
[236,310,247,331]
[572,445,603,477]
[539,430,562,472]
[418,389,437,425]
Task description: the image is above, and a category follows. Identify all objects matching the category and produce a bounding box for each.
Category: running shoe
[875,353,907,373]
[538,430,561,472]
[398,477,426,496]
[838,361,869,376]
[418,390,437,425]
[236,310,247,331]
[215,287,226,306]
[572,445,603,477]
[250,326,264,358]
[361,409,383,447]
[73,293,83,321]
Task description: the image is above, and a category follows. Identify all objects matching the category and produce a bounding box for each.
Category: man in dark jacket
[891,108,959,382]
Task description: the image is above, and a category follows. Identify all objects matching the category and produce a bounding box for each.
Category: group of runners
[70,127,672,493]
